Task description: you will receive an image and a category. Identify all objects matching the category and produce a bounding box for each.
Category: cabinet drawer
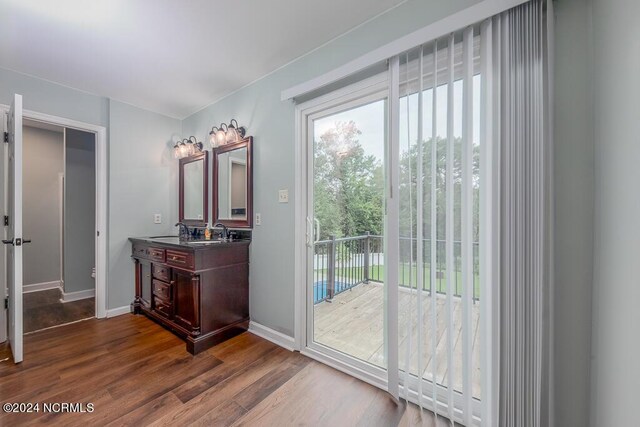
[153,296,173,318]
[149,247,165,262]
[152,279,172,300]
[166,249,194,269]
[132,244,148,259]
[152,264,171,282]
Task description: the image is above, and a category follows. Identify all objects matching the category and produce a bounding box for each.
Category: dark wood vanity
[131,132,253,354]
[130,237,250,354]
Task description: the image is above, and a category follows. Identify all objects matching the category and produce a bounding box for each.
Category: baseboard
[106,306,131,318]
[23,281,61,293]
[60,288,95,303]
[248,321,296,351]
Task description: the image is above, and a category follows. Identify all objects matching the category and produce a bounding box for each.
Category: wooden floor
[24,288,94,333]
[315,282,481,398]
[0,314,454,426]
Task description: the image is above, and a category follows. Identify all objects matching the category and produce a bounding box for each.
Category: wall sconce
[209,119,246,148]
[173,136,203,159]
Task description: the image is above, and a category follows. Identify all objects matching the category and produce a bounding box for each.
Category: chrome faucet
[175,222,190,240]
[212,223,229,241]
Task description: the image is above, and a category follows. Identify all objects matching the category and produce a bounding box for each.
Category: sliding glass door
[301,24,487,425]
[305,85,390,378]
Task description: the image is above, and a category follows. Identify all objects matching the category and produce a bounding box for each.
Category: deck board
[314,282,481,398]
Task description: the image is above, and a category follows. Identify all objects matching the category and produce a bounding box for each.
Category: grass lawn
[315,264,480,299]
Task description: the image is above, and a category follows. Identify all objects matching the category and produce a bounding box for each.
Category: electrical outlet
[279,189,289,203]
[255,213,261,226]
[154,214,162,224]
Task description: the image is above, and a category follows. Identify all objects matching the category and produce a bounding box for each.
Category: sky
[313,75,482,163]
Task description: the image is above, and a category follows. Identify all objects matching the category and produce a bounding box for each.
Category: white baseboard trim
[106,306,131,318]
[60,288,95,303]
[23,281,61,293]
[248,321,296,351]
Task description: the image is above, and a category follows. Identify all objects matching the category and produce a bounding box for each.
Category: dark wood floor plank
[173,338,281,403]
[105,392,183,427]
[0,314,440,427]
[149,348,299,426]
[190,400,248,427]
[233,354,310,412]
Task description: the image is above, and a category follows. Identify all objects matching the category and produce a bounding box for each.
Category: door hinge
[4,298,7,309]
[3,132,8,143]
[3,216,8,226]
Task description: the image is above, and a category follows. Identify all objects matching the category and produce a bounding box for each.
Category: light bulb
[216,129,226,146]
[226,127,239,143]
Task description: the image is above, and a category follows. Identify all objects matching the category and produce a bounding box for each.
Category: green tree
[314,121,384,240]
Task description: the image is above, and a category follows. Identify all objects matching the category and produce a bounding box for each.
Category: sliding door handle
[1,238,32,246]
[306,217,313,248]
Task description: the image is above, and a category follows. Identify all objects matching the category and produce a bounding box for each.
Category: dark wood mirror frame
[179,151,209,226]
[213,136,253,228]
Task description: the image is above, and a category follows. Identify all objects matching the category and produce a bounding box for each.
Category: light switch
[154,214,162,224]
[255,213,261,226]
[279,189,289,203]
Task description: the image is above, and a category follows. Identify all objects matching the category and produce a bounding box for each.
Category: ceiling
[0,0,405,119]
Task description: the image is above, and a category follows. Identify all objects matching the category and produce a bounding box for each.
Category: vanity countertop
[129,236,250,250]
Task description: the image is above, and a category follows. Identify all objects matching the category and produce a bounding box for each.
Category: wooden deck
[314,282,481,398]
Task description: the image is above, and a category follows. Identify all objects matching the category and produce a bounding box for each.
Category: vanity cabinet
[130,237,250,354]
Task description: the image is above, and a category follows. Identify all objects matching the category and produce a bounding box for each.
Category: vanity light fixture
[209,119,246,148]
[174,136,204,159]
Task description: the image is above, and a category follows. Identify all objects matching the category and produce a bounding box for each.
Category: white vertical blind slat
[479,16,499,427]
[416,45,425,411]
[429,39,440,421]
[461,25,474,427]
[445,32,455,423]
[402,50,414,403]
[387,55,401,402]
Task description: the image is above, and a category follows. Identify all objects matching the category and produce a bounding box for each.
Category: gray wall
[0,67,108,128]
[553,0,594,426]
[182,0,482,338]
[0,67,181,312]
[23,126,64,286]
[590,0,640,425]
[182,1,597,425]
[108,100,181,309]
[63,128,96,294]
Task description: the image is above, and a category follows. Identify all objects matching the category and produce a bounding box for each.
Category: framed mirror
[213,137,253,228]
[179,151,208,225]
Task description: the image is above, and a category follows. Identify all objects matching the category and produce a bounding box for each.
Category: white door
[5,94,24,363]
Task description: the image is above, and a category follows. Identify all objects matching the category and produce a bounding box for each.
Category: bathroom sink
[148,235,179,239]
[185,240,225,245]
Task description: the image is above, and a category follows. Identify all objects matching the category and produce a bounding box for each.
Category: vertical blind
[392,0,552,425]
[396,25,483,426]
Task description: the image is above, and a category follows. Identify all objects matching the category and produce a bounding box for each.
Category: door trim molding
[0,104,108,320]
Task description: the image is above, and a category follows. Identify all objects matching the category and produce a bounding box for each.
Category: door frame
[293,71,396,391]
[0,105,108,332]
